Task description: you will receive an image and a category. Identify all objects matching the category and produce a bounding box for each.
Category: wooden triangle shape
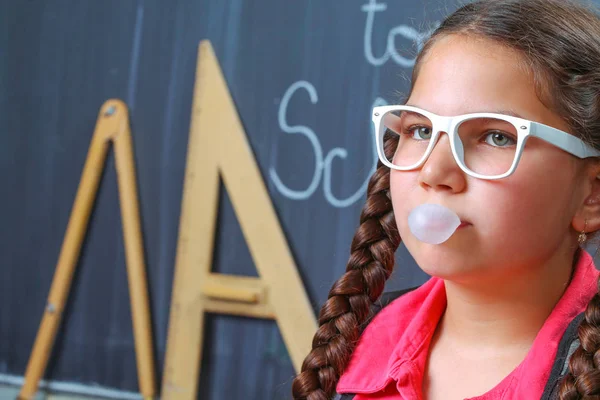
[161,41,316,400]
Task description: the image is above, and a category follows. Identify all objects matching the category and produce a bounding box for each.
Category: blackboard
[0,0,514,398]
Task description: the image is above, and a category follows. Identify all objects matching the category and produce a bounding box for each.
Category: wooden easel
[160,41,317,400]
[18,100,156,400]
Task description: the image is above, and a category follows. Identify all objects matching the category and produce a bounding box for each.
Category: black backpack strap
[335,286,420,400]
[377,286,421,310]
[541,312,584,400]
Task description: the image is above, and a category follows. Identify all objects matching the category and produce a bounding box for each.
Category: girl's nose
[418,133,467,193]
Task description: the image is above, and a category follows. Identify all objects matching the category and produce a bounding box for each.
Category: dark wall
[2,0,476,398]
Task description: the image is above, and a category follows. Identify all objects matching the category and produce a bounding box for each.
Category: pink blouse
[336,250,599,399]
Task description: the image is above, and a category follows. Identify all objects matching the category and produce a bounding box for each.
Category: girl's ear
[573,163,600,234]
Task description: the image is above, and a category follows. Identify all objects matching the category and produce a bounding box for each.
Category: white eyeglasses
[372,105,600,180]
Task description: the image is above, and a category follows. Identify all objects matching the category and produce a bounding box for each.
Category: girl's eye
[409,126,432,140]
[484,131,516,147]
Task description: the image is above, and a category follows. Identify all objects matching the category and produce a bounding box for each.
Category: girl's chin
[408,246,482,280]
[418,263,477,281]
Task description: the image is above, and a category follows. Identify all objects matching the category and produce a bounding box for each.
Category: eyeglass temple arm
[530,123,600,158]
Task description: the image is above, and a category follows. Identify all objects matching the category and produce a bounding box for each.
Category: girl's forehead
[408,34,572,134]
[423,34,522,62]
[409,35,543,118]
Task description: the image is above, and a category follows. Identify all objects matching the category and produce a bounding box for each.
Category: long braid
[291,134,401,400]
[558,273,600,399]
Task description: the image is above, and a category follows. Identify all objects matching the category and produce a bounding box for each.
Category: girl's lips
[458,222,471,228]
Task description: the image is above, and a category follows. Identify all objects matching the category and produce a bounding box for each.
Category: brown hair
[292,1,600,399]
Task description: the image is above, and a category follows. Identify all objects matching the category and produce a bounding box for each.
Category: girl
[292,0,600,399]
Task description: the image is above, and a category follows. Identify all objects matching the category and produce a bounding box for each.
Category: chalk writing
[270,1,441,207]
[269,81,386,208]
[362,0,439,67]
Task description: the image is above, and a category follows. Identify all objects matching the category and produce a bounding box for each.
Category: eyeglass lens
[382,109,518,176]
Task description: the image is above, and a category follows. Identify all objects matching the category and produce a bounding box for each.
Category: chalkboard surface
[3,0,579,398]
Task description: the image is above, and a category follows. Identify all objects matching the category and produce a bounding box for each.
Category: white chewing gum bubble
[408,203,461,244]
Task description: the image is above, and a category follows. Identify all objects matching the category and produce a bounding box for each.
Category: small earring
[579,220,588,245]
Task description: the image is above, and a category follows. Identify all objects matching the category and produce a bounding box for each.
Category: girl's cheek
[389,174,412,232]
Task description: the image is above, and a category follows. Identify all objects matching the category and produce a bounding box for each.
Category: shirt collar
[337,276,446,393]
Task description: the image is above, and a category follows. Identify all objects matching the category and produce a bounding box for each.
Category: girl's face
[391,35,587,283]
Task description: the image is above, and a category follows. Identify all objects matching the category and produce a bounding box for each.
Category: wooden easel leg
[18,100,157,400]
[18,105,113,400]
[160,54,221,398]
[113,102,156,399]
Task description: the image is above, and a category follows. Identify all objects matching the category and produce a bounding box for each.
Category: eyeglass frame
[372,105,600,180]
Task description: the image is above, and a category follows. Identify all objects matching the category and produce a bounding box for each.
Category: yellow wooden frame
[18,100,156,400]
[160,41,317,400]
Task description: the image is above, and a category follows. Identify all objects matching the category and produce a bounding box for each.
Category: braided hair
[292,133,401,400]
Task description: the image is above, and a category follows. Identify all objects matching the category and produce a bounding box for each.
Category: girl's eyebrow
[404,103,525,119]
[490,109,525,119]
[402,111,429,118]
